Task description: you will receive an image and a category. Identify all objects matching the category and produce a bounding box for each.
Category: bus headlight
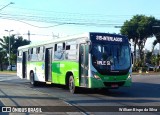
[92,71,101,79]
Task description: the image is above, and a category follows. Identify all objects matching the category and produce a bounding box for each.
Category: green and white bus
[17,32,132,93]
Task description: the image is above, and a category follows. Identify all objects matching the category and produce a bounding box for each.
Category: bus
[17,32,132,93]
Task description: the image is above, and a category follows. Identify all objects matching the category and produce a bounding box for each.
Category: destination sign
[95,60,111,65]
[96,35,123,42]
[90,33,128,43]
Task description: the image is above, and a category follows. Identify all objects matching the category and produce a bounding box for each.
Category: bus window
[63,42,65,50]
[37,46,44,61]
[31,48,33,54]
[54,44,57,51]
[18,50,22,56]
[36,47,40,54]
[65,44,77,60]
[54,43,64,60]
[29,48,37,61]
[33,48,36,54]
[28,49,31,61]
[17,50,22,63]
[66,45,70,50]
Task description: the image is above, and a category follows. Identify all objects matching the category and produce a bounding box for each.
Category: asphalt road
[0,74,160,115]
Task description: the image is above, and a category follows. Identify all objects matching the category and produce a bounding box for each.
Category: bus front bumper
[88,77,132,88]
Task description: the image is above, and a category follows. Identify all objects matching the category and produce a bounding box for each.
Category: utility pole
[5,30,14,70]
[27,30,30,41]
[1,2,14,70]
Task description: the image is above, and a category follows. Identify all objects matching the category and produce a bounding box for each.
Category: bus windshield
[91,43,131,74]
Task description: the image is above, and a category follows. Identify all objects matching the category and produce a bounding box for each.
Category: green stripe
[52,61,79,86]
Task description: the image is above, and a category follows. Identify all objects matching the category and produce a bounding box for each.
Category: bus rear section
[17,48,28,79]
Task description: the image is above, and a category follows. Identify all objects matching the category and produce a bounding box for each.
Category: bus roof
[18,32,127,50]
[18,32,90,50]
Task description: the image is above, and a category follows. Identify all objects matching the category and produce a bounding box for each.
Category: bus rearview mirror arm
[86,40,92,53]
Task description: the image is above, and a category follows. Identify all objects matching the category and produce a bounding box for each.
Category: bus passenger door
[45,48,52,82]
[22,52,27,78]
[79,44,89,87]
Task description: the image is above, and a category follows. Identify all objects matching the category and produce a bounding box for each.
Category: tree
[120,18,139,64]
[145,51,152,64]
[152,19,160,53]
[13,36,31,54]
[151,54,157,66]
[152,39,158,53]
[0,48,7,71]
[137,16,155,60]
[120,15,155,64]
[0,35,30,68]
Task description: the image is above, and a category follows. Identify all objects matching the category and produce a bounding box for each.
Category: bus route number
[96,61,110,65]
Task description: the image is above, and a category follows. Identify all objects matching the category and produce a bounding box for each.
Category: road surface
[0,73,159,115]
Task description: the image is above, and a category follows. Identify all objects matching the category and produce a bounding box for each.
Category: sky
[0,0,160,50]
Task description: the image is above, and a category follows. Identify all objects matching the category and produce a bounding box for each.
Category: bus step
[46,82,52,84]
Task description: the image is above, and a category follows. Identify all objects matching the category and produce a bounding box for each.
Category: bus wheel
[30,72,36,86]
[69,75,77,94]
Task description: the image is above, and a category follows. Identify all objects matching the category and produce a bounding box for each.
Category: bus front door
[22,52,27,78]
[79,44,88,87]
[45,48,52,82]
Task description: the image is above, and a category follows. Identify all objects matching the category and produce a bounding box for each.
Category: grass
[0,70,16,74]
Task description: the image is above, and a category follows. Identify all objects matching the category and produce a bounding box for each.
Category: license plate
[111,84,118,88]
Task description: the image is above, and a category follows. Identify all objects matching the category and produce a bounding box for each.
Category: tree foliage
[0,35,30,65]
[152,19,160,51]
[145,51,152,64]
[120,15,156,63]
[0,48,7,71]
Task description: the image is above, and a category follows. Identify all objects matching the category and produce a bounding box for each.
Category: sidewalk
[0,71,16,75]
[0,71,159,76]
[132,71,160,75]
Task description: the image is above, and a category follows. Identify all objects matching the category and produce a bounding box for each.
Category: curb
[132,72,160,75]
[0,72,16,75]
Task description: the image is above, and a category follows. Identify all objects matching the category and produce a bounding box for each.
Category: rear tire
[30,72,37,86]
[69,75,78,94]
